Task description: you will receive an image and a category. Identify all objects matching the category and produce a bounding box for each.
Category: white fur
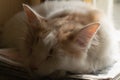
[1,1,120,77]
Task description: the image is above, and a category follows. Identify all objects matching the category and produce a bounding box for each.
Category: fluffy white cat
[1,1,119,78]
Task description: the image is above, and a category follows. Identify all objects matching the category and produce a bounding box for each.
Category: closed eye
[49,48,54,55]
[46,48,54,60]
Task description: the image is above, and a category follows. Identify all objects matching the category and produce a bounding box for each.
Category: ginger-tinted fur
[1,1,119,77]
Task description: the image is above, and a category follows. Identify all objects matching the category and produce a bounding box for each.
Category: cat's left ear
[58,22,100,48]
[23,4,47,30]
[75,22,100,47]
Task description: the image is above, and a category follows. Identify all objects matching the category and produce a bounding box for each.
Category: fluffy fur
[1,1,119,77]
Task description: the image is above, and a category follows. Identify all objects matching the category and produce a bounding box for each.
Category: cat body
[1,1,119,77]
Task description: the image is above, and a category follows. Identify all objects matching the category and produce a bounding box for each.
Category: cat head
[23,4,100,65]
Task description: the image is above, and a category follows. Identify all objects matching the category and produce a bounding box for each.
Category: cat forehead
[44,10,101,40]
[46,14,82,34]
[47,9,101,28]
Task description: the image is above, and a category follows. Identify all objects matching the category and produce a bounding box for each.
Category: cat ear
[76,22,100,47]
[23,4,47,30]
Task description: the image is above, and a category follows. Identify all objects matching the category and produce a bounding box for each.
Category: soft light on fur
[1,1,119,78]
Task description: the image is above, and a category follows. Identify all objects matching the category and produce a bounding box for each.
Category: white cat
[1,1,119,77]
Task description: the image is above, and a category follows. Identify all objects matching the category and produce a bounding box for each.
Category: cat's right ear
[23,4,47,30]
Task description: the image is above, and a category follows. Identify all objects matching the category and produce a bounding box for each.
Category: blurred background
[114,0,120,29]
[0,0,119,29]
